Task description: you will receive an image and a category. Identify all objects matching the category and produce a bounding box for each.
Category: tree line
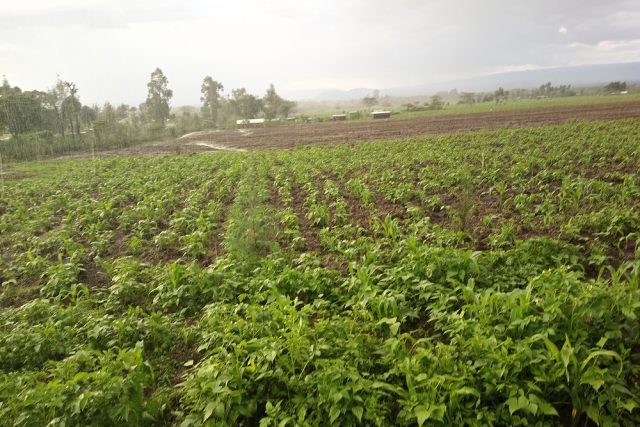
[453,81,629,107]
[0,68,296,161]
[200,77,296,128]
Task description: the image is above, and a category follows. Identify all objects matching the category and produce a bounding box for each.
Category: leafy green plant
[1,119,639,425]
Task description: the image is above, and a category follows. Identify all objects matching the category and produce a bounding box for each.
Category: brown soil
[266,175,291,249]
[56,101,640,159]
[334,179,372,230]
[290,185,322,252]
[173,101,640,151]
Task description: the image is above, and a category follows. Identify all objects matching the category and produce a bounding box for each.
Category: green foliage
[0,343,166,426]
[200,76,224,127]
[0,87,47,136]
[605,81,627,92]
[0,74,202,162]
[152,262,227,316]
[105,257,153,308]
[145,68,173,125]
[0,119,639,425]
[224,162,279,263]
[40,259,88,302]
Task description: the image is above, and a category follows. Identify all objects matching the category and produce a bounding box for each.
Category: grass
[298,92,640,121]
[391,92,640,120]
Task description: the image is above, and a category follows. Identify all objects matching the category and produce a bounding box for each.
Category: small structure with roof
[371,111,391,119]
[332,114,347,121]
[236,118,266,127]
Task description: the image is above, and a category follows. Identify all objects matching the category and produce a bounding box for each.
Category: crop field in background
[1,119,639,425]
[386,92,640,118]
[3,98,639,162]
[297,92,640,118]
[71,99,640,158]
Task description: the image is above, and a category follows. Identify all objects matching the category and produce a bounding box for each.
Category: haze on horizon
[1,0,639,106]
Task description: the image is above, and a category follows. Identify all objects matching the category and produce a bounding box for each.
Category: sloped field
[1,119,639,425]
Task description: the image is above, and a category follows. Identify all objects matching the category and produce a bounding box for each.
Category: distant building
[236,118,266,127]
[372,111,391,119]
[332,114,347,121]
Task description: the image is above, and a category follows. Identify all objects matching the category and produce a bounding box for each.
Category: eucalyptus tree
[262,84,282,120]
[145,68,173,125]
[200,76,224,127]
[230,88,262,119]
[61,82,81,139]
[0,79,46,137]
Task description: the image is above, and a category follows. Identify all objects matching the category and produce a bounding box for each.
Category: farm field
[25,99,640,160]
[1,118,640,425]
[297,92,640,120]
[395,93,640,117]
[110,99,640,157]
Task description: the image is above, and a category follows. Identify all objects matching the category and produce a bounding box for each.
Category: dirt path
[53,136,244,160]
[191,142,247,152]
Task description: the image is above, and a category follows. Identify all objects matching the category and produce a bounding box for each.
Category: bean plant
[0,119,639,425]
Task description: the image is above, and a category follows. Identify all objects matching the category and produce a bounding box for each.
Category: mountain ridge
[283,62,640,101]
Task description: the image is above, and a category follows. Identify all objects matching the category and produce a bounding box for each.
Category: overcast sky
[1,0,639,105]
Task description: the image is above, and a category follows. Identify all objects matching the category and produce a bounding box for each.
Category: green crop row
[0,119,639,426]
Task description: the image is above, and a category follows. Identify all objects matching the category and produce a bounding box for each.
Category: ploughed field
[0,119,639,425]
[176,100,640,152]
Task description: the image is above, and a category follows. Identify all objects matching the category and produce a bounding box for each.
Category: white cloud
[283,78,380,92]
[0,43,17,53]
[487,64,546,74]
[2,0,639,105]
[566,39,640,64]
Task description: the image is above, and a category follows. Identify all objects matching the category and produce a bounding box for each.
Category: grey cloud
[2,0,639,105]
[0,2,209,30]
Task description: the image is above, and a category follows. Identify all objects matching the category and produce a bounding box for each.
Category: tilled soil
[82,100,640,157]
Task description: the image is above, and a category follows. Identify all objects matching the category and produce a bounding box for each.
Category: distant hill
[286,62,640,101]
[286,87,374,101]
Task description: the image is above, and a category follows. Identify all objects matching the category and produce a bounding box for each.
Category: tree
[230,88,262,119]
[262,84,296,119]
[46,78,70,137]
[362,93,378,108]
[61,81,81,139]
[532,82,575,98]
[200,76,224,127]
[101,102,117,125]
[605,81,627,92]
[115,104,132,121]
[0,76,10,96]
[494,87,509,103]
[278,99,296,118]
[92,102,118,145]
[0,77,13,134]
[482,93,494,103]
[262,84,282,120]
[428,95,444,110]
[80,105,98,129]
[459,92,476,106]
[403,102,418,112]
[0,79,47,137]
[536,82,553,97]
[145,68,173,125]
